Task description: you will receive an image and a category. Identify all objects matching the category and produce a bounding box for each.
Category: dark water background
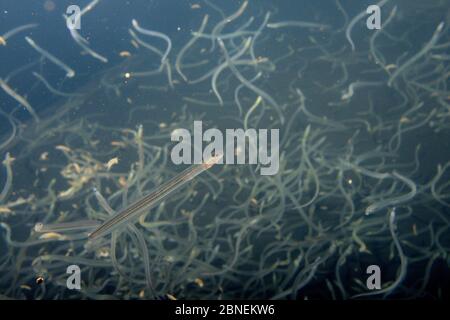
[0,0,449,299]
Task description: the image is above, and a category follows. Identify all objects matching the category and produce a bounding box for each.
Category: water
[0,0,449,300]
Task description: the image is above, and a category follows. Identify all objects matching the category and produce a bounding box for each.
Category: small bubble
[36,276,44,285]
[43,0,56,12]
